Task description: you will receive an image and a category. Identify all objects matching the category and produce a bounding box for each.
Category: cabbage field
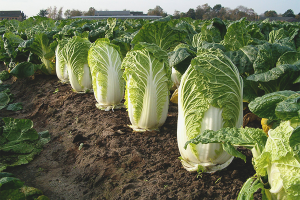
[0,16,300,199]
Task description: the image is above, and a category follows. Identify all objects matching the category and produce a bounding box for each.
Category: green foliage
[0,70,10,81]
[132,20,187,52]
[0,118,50,172]
[0,172,49,200]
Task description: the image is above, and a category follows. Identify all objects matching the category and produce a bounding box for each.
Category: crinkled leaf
[10,62,42,78]
[223,18,252,51]
[0,177,24,190]
[2,117,38,142]
[0,91,10,110]
[6,103,23,111]
[237,176,266,200]
[248,90,298,119]
[184,127,267,162]
[290,126,300,162]
[168,46,196,75]
[275,94,300,121]
[132,21,187,52]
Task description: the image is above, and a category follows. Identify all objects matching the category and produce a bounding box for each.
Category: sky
[1,0,300,18]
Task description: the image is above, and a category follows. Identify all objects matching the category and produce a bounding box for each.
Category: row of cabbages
[56,35,244,174]
[56,37,172,131]
[55,33,300,200]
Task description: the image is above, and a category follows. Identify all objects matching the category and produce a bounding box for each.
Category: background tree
[173,10,181,19]
[37,9,48,17]
[186,8,195,19]
[47,6,63,20]
[282,9,295,17]
[196,4,211,20]
[64,9,82,18]
[295,12,300,21]
[147,5,167,17]
[47,6,57,19]
[212,4,222,13]
[20,11,26,21]
[264,10,278,17]
[57,7,63,20]
[84,7,96,16]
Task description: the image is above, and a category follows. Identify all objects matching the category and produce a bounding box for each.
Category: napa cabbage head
[177,49,243,173]
[64,36,92,93]
[55,38,69,83]
[122,42,172,131]
[88,38,125,110]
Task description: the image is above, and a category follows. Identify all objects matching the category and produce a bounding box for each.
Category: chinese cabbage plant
[88,38,125,111]
[185,90,300,199]
[55,38,69,83]
[64,36,93,93]
[122,43,172,131]
[177,49,243,173]
[185,121,300,200]
[30,32,56,75]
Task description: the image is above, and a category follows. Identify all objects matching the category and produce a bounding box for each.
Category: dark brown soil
[1,64,262,200]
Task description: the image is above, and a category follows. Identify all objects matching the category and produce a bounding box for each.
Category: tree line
[37,4,300,21]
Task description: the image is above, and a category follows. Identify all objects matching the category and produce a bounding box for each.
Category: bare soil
[1,64,262,200]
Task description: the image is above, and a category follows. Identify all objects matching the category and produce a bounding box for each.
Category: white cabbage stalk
[122,44,171,131]
[177,50,243,173]
[88,39,124,110]
[55,41,69,83]
[64,36,93,93]
[267,164,284,197]
[171,67,181,89]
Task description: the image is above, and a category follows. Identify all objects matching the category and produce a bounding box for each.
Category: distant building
[0,11,22,21]
[72,10,162,20]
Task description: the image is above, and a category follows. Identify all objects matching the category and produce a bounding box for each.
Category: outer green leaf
[275,94,300,121]
[0,91,10,110]
[290,126,300,162]
[2,117,38,142]
[248,90,298,119]
[223,18,252,51]
[30,32,56,75]
[184,127,267,162]
[0,177,24,190]
[252,43,293,74]
[168,45,197,75]
[237,176,266,200]
[10,62,42,79]
[132,21,187,52]
[6,103,23,111]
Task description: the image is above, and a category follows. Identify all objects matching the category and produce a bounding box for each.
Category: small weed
[215,177,222,184]
[38,167,44,172]
[53,88,59,94]
[75,116,79,124]
[79,143,84,150]
[164,185,168,189]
